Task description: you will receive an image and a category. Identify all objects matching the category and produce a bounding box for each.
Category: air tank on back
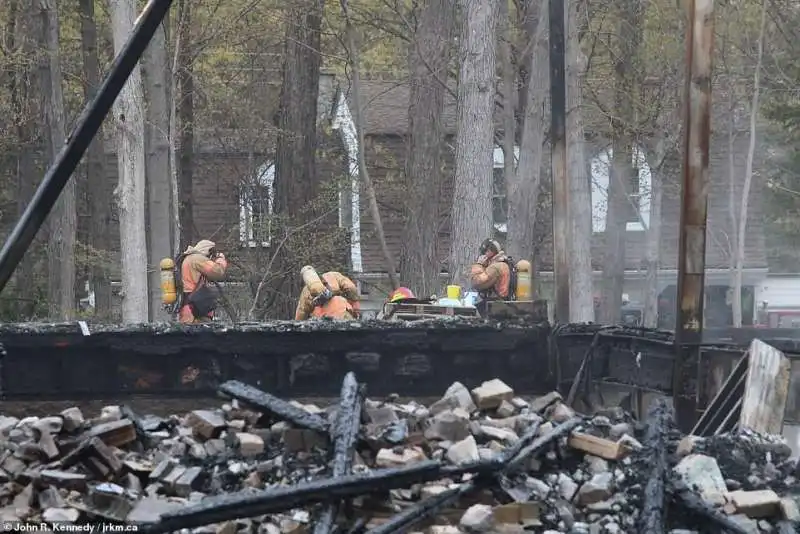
[515,259,532,300]
[300,265,326,297]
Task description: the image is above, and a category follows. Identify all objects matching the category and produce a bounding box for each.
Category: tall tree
[142,19,173,321]
[566,0,594,322]
[449,0,499,286]
[341,0,399,290]
[109,0,149,323]
[732,0,768,327]
[506,0,547,263]
[272,0,325,316]
[79,0,112,319]
[7,0,38,318]
[39,0,76,320]
[176,0,194,251]
[599,0,644,324]
[399,0,454,296]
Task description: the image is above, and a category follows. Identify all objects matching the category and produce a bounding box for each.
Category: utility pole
[549,0,570,323]
[673,0,715,431]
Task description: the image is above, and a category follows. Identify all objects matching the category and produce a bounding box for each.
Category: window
[239,162,274,247]
[492,146,519,235]
[590,146,651,233]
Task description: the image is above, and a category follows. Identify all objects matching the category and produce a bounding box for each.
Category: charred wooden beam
[314,372,364,534]
[499,419,542,463]
[143,461,468,533]
[343,518,369,534]
[506,417,583,471]
[637,398,673,534]
[365,482,475,534]
[218,380,329,433]
[363,418,574,534]
[120,404,151,448]
[669,480,751,534]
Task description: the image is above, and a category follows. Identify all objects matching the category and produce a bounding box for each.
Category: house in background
[85,73,767,325]
[90,72,356,318]
[348,79,769,325]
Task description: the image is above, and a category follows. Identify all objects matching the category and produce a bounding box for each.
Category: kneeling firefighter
[469,238,532,302]
[295,266,361,320]
[162,239,228,324]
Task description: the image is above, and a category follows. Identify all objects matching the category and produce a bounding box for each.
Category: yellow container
[160,257,177,305]
[446,285,461,300]
[515,260,532,300]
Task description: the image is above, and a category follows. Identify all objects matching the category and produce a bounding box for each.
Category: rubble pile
[0,376,798,534]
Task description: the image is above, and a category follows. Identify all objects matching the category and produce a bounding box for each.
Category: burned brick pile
[0,375,798,534]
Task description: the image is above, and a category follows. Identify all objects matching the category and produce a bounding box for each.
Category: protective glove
[312,287,333,307]
[475,254,489,266]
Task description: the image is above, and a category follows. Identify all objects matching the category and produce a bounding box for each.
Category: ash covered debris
[0,377,797,534]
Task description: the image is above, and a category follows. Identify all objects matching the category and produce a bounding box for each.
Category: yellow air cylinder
[300,265,326,296]
[515,259,532,300]
[446,285,462,300]
[160,258,177,305]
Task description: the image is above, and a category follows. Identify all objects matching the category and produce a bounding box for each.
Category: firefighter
[177,239,228,324]
[469,238,513,301]
[295,266,361,320]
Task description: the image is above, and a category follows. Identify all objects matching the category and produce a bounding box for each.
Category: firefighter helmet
[389,287,415,302]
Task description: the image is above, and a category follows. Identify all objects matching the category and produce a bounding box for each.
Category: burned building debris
[0,374,797,534]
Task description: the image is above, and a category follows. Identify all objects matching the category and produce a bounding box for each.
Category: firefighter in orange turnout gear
[178,239,228,324]
[470,238,512,300]
[295,266,361,320]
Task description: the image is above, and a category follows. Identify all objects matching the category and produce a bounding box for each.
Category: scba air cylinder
[515,259,532,300]
[300,265,326,296]
[160,258,177,305]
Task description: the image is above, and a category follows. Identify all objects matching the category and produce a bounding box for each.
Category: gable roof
[350,78,769,274]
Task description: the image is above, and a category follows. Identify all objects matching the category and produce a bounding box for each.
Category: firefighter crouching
[174,239,228,324]
[295,266,361,320]
[470,238,518,301]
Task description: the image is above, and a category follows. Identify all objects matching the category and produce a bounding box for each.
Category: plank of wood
[740,339,792,435]
[567,431,628,460]
[88,419,137,447]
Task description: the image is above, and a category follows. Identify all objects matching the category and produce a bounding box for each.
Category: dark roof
[356,125,769,274]
[346,80,459,136]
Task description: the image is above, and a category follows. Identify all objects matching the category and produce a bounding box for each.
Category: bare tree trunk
[599,0,643,324]
[142,19,173,321]
[727,89,738,314]
[341,0,399,290]
[109,0,149,323]
[400,0,454,297]
[643,163,663,327]
[449,0,499,287]
[7,0,38,319]
[39,0,76,321]
[722,21,738,314]
[733,0,767,327]
[79,0,112,320]
[168,16,181,253]
[176,0,194,251]
[499,0,516,222]
[566,0,594,322]
[271,0,325,317]
[506,2,547,262]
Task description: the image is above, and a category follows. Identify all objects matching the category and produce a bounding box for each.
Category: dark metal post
[549,0,570,323]
[673,0,714,431]
[0,0,175,295]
